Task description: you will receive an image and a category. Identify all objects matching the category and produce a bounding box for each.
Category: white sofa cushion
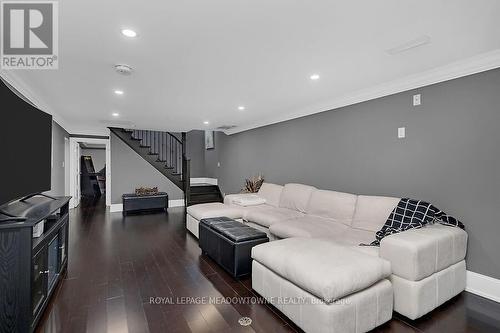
[380,223,468,281]
[279,183,316,213]
[257,183,284,207]
[269,216,349,239]
[252,238,391,302]
[186,202,243,220]
[245,206,303,227]
[338,228,377,246]
[352,195,400,232]
[252,260,393,333]
[270,218,376,246]
[306,189,357,226]
[391,260,466,319]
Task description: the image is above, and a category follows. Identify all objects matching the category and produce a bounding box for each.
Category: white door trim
[69,137,111,208]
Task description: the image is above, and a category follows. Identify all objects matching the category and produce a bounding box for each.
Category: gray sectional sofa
[186,182,467,332]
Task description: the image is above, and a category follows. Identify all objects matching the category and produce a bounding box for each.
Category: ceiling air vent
[386,36,431,55]
[99,119,135,127]
[216,125,237,130]
[114,64,134,75]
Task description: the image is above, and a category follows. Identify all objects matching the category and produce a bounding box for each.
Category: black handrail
[126,128,189,193]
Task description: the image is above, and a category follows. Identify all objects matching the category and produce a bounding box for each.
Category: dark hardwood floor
[36,200,500,333]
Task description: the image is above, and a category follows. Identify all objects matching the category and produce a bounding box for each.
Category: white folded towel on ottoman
[232,194,267,207]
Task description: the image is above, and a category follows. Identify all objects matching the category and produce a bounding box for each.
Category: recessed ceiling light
[203,121,209,125]
[121,29,137,38]
[238,106,245,111]
[112,112,120,117]
[310,74,320,80]
[114,90,124,95]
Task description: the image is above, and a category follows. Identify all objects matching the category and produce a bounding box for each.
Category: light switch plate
[217,162,221,167]
[413,94,421,106]
[398,127,406,138]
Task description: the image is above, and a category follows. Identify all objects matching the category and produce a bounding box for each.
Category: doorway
[80,142,106,207]
[69,137,111,209]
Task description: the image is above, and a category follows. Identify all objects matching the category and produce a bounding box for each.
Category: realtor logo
[1,1,58,69]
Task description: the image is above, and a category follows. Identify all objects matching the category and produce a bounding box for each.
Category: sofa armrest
[379,224,467,281]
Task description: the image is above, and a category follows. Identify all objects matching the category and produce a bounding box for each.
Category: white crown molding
[466,270,500,303]
[225,49,500,135]
[0,70,74,133]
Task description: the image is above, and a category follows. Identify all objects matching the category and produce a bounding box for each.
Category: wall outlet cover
[413,94,421,106]
[398,127,406,138]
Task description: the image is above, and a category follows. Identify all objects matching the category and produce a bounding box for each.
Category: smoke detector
[114,64,134,75]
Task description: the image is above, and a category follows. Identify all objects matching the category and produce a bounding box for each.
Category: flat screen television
[0,78,52,206]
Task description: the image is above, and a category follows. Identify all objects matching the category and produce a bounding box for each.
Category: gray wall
[110,132,183,204]
[209,68,500,279]
[81,148,106,172]
[46,121,69,196]
[186,130,206,178]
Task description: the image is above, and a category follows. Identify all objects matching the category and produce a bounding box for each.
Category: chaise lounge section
[186,182,468,325]
[252,238,394,333]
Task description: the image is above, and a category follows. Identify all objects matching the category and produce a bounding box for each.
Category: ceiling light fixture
[238,106,245,111]
[310,74,320,80]
[121,29,137,38]
[114,90,124,95]
[203,121,210,125]
[112,112,120,117]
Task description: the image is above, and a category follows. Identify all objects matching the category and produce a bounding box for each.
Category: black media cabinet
[122,192,168,215]
[0,196,71,333]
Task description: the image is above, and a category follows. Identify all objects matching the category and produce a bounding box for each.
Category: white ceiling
[2,0,500,135]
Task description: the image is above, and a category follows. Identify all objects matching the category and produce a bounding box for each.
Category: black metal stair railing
[110,127,191,204]
[130,129,184,177]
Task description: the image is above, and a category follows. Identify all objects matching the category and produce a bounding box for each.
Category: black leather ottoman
[122,192,168,215]
[199,217,269,278]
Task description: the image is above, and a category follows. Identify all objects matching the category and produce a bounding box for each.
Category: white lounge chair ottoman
[186,202,244,238]
[252,238,393,333]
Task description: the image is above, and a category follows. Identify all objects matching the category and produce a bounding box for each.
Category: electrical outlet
[217,162,221,167]
[398,127,406,138]
[413,94,421,106]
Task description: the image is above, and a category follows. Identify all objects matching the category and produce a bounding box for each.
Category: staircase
[109,127,223,206]
[189,183,223,205]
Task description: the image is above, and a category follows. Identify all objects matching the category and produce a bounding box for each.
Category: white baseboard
[110,203,123,212]
[190,177,218,185]
[109,199,185,213]
[466,270,500,303]
[169,199,185,207]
